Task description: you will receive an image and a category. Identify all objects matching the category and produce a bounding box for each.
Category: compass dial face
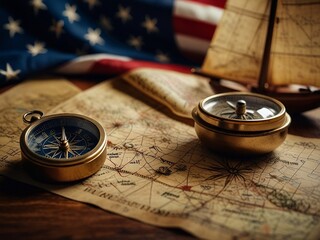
[26,117,100,161]
[196,93,287,132]
[201,93,284,120]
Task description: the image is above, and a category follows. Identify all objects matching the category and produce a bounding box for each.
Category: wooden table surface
[0,79,319,239]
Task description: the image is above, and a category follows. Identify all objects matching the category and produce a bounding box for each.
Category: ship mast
[258,0,278,91]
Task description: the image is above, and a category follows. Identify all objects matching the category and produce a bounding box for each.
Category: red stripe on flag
[89,59,192,75]
[174,16,216,40]
[184,0,227,9]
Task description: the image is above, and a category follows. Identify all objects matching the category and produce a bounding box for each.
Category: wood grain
[0,176,194,240]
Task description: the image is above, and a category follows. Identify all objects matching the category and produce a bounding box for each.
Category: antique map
[0,77,320,239]
[123,68,214,118]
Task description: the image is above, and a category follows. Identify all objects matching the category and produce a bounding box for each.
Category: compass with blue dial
[20,111,107,182]
[28,119,99,160]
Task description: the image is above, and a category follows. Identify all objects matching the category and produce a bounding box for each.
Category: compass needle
[64,149,69,159]
[61,126,67,141]
[70,145,86,151]
[43,144,59,149]
[226,101,236,109]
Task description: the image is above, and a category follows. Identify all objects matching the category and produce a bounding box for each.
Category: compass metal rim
[197,92,287,132]
[20,112,108,182]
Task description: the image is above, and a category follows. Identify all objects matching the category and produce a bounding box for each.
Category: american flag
[0,0,225,86]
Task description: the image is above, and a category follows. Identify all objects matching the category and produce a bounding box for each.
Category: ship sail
[201,0,320,89]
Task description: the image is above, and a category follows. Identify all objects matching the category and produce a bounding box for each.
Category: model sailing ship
[196,0,320,113]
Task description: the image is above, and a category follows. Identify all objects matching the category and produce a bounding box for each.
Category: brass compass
[192,92,291,155]
[20,110,107,182]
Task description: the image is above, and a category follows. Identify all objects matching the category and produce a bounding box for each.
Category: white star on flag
[0,63,21,81]
[156,51,170,63]
[128,36,143,50]
[63,4,80,23]
[100,16,113,31]
[27,41,47,56]
[84,28,104,46]
[3,17,24,38]
[116,5,132,23]
[30,0,47,14]
[84,0,101,10]
[142,16,158,33]
[50,20,64,38]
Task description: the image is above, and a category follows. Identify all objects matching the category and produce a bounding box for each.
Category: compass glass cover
[202,94,282,120]
[26,117,100,160]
